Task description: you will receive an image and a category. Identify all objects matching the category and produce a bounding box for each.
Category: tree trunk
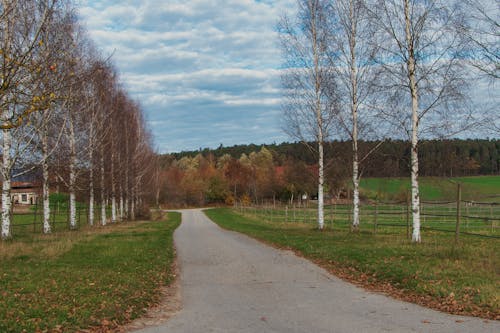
[318,139,325,229]
[350,0,360,231]
[352,151,360,230]
[119,189,124,221]
[88,121,94,226]
[1,128,12,239]
[42,127,51,233]
[111,195,116,223]
[124,131,129,220]
[111,153,116,223]
[130,188,135,220]
[125,196,129,220]
[404,0,421,242]
[68,118,77,229]
[89,174,94,226]
[100,145,106,226]
[155,185,160,208]
[311,0,324,230]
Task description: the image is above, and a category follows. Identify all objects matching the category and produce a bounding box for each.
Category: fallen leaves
[307,257,500,321]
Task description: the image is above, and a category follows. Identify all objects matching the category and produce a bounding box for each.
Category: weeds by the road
[0,212,181,332]
[205,208,499,320]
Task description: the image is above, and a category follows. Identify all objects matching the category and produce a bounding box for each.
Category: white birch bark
[130,191,135,221]
[349,0,360,230]
[100,145,106,226]
[124,128,129,220]
[404,0,421,242]
[68,117,77,229]
[317,139,325,229]
[111,151,116,223]
[124,196,129,220]
[42,127,51,233]
[88,121,95,226]
[119,190,123,221]
[1,128,12,239]
[352,150,360,229]
[111,195,116,223]
[311,1,325,230]
[89,176,94,226]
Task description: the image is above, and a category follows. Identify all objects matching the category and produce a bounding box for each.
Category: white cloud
[78,0,296,152]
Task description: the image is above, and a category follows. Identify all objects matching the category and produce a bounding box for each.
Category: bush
[136,204,152,220]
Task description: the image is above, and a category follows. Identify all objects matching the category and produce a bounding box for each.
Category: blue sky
[78,1,498,153]
[78,0,297,153]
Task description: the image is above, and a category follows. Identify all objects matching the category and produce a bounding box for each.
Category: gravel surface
[134,209,499,333]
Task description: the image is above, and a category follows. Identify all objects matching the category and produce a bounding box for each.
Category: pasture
[359,176,500,201]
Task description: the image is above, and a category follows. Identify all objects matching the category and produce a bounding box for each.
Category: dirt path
[132,209,498,333]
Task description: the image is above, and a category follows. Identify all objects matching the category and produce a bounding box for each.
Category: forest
[158,139,500,206]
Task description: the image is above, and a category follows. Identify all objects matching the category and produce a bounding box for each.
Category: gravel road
[134,209,498,333]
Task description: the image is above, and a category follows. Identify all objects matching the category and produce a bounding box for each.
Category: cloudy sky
[78,0,296,153]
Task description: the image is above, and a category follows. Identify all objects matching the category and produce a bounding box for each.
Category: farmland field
[359,176,500,201]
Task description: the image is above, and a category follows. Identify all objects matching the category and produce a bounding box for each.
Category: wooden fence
[235,187,500,242]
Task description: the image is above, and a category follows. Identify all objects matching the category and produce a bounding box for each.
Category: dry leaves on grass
[315,258,499,321]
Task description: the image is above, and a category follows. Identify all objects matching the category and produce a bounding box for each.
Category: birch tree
[27,3,66,234]
[53,15,96,230]
[371,0,471,242]
[280,0,338,230]
[89,63,117,226]
[0,0,59,239]
[85,60,109,226]
[328,0,383,230]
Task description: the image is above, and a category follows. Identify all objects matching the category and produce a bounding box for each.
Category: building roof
[11,181,41,189]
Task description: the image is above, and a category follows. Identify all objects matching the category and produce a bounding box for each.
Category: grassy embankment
[0,212,181,332]
[205,208,499,319]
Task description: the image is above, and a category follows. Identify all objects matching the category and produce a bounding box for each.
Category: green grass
[0,212,181,332]
[360,175,500,201]
[206,208,500,319]
[241,202,499,237]
[11,205,118,240]
[454,176,500,200]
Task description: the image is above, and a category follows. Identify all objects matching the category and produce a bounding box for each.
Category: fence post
[455,183,461,244]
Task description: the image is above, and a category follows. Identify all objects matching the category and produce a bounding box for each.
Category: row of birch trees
[280,0,498,242]
[0,0,156,239]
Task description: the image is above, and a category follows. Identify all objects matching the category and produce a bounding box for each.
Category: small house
[11,182,40,205]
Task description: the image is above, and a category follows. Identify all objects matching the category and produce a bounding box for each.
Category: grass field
[205,208,500,319]
[239,200,500,238]
[0,212,181,332]
[360,175,500,201]
[11,205,113,237]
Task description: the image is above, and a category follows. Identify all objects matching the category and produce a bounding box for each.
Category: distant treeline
[168,139,500,177]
